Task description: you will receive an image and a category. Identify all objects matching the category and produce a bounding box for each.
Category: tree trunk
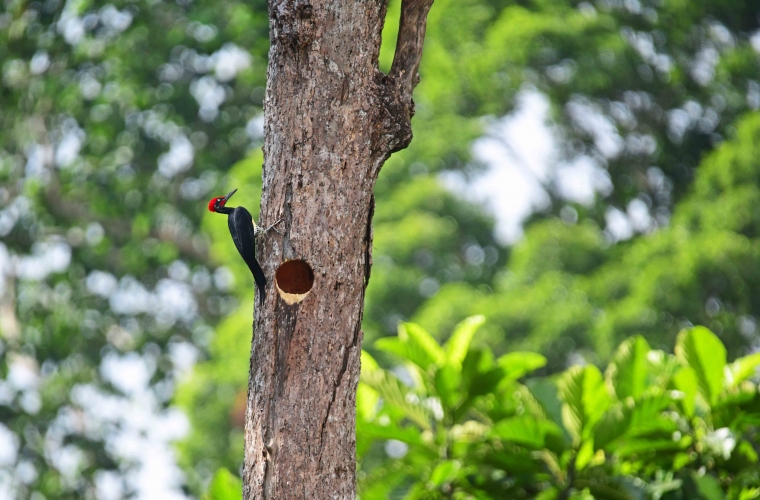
[243,0,434,497]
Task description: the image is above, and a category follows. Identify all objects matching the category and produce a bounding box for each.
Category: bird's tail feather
[250,260,267,301]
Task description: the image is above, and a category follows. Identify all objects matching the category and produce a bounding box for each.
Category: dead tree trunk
[243,0,434,497]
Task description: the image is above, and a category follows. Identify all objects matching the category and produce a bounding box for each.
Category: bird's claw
[263,218,284,235]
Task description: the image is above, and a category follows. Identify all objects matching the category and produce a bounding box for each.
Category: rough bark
[243,0,434,497]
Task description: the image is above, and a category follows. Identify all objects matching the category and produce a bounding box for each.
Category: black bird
[208,189,280,300]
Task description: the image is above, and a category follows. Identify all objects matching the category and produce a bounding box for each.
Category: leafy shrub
[356,318,760,500]
[205,317,760,499]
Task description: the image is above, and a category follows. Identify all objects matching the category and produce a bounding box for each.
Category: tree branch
[372,0,435,158]
[390,0,435,103]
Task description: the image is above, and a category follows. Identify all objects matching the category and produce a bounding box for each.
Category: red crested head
[208,196,223,212]
[208,188,238,213]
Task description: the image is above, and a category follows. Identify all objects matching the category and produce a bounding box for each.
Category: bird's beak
[221,188,238,205]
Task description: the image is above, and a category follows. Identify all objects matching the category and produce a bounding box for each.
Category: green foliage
[0,0,271,495]
[356,318,760,499]
[176,0,760,496]
[675,326,727,407]
[414,112,760,368]
[558,364,610,445]
[203,468,242,500]
[7,0,760,496]
[606,336,650,401]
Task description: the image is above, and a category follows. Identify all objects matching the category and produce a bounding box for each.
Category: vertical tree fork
[243,0,435,497]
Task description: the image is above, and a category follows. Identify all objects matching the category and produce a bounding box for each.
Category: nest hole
[275,260,314,304]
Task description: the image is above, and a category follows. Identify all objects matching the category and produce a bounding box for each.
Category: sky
[448,88,624,244]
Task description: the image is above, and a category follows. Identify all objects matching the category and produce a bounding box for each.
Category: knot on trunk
[271,0,315,49]
[371,72,415,155]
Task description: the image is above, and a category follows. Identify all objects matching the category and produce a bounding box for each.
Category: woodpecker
[208,189,280,300]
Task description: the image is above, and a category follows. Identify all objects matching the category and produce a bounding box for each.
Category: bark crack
[339,73,349,105]
[282,182,295,260]
[363,195,375,286]
[319,301,363,461]
[317,194,374,471]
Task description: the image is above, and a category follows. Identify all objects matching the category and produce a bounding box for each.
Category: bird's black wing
[228,207,267,299]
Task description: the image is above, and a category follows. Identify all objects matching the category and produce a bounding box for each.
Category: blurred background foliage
[4,0,760,497]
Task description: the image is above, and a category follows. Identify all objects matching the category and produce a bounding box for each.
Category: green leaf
[594,391,674,451]
[356,420,433,451]
[576,476,648,500]
[203,468,242,500]
[516,384,550,420]
[593,403,632,451]
[645,349,681,388]
[434,363,461,410]
[453,366,505,422]
[627,391,675,436]
[497,351,547,381]
[357,382,380,421]
[535,488,560,500]
[466,366,505,399]
[358,353,383,421]
[444,315,485,368]
[647,471,683,499]
[373,337,414,365]
[725,352,760,388]
[527,378,566,432]
[715,380,758,411]
[692,472,725,500]
[362,350,380,373]
[402,322,445,366]
[360,368,432,430]
[357,463,407,500]
[739,487,760,500]
[674,366,699,417]
[375,322,445,371]
[675,326,726,406]
[461,347,495,392]
[481,447,544,475]
[491,415,563,449]
[614,438,688,457]
[606,336,650,400]
[429,460,461,487]
[450,420,489,442]
[569,486,595,500]
[574,440,596,471]
[557,365,611,444]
